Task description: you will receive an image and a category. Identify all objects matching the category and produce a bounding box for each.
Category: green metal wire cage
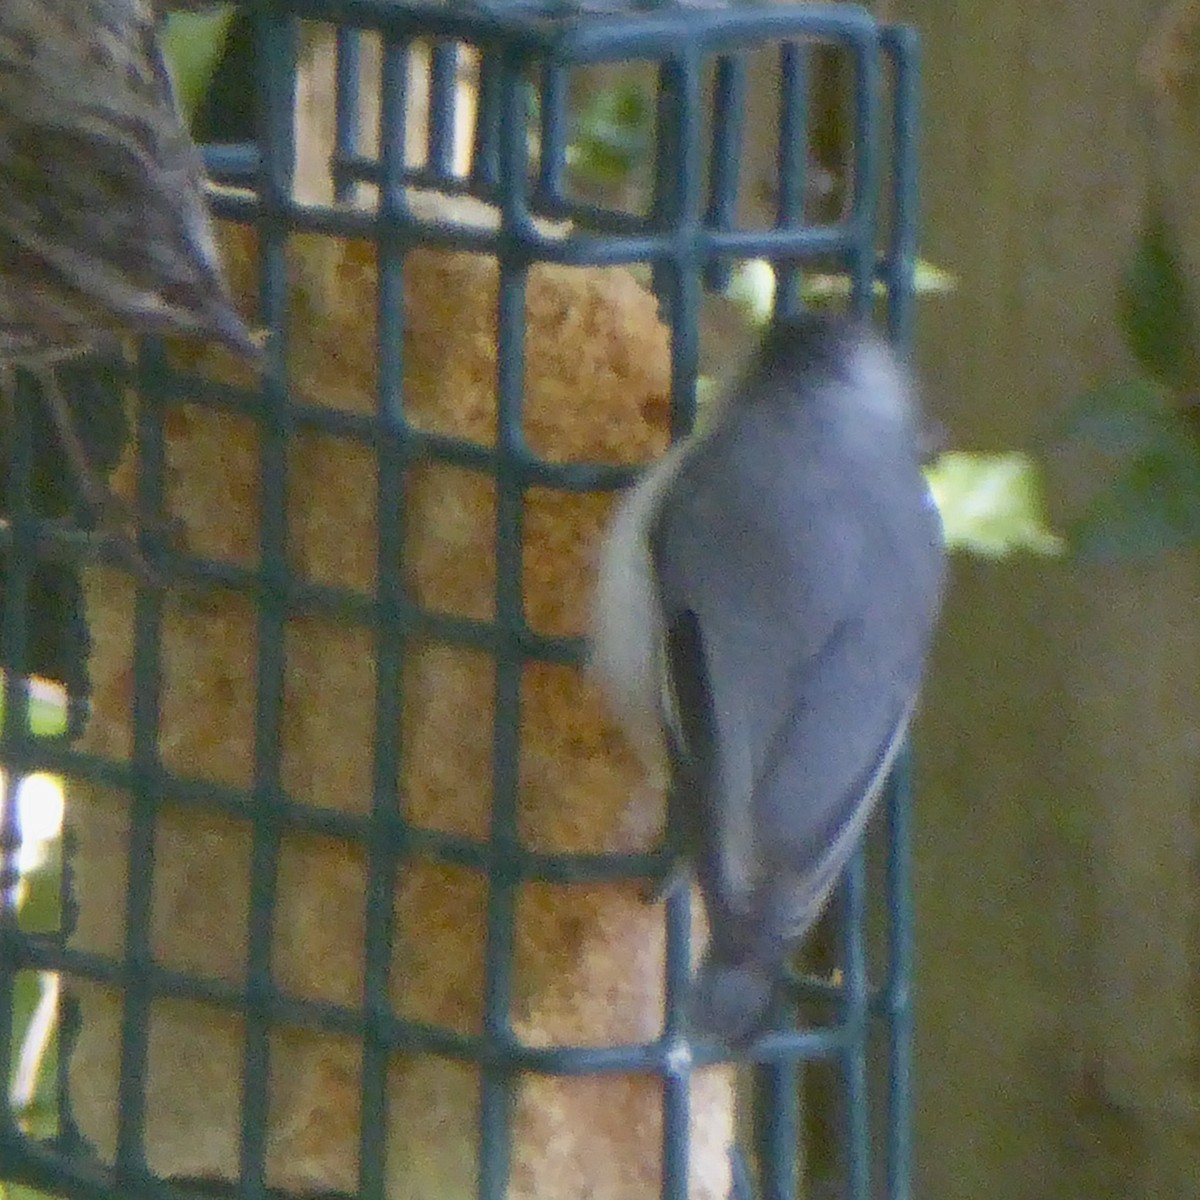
[0,3,921,1198]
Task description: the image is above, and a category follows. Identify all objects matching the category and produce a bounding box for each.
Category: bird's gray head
[741,311,919,434]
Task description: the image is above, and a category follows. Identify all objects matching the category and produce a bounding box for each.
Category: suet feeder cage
[0,2,921,1198]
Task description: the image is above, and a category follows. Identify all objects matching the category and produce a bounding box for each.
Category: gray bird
[590,313,945,1048]
[0,0,260,531]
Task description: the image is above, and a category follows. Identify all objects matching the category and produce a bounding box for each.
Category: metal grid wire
[0,3,921,1198]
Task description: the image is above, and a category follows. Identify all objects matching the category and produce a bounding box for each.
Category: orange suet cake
[67,215,737,1198]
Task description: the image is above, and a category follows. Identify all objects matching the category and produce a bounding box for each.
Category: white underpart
[840,335,917,423]
[588,440,693,766]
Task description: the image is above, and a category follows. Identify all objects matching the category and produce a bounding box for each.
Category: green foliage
[0,676,68,740]
[2,681,67,1197]
[568,80,655,189]
[1064,196,1200,560]
[1061,379,1200,559]
[1118,197,1198,393]
[924,452,1064,558]
[161,6,238,125]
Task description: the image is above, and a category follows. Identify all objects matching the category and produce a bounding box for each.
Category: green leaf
[567,81,655,188]
[161,6,238,125]
[912,260,959,295]
[1057,372,1200,559]
[0,675,69,739]
[923,452,1065,558]
[1070,432,1200,560]
[1055,376,1173,457]
[1118,197,1198,392]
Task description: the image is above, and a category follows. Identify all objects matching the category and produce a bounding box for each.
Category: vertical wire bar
[476,48,532,1200]
[660,887,693,1200]
[56,810,82,1153]
[535,60,569,205]
[112,340,171,1184]
[650,57,683,324]
[379,37,412,222]
[427,41,460,179]
[238,14,298,1200]
[650,50,708,1200]
[334,27,364,204]
[881,25,921,346]
[849,31,882,313]
[52,382,91,1160]
[660,45,705,1200]
[357,33,411,1200]
[0,377,34,1143]
[881,30,921,1198]
[774,39,810,320]
[472,52,503,193]
[55,989,84,1151]
[883,752,914,1200]
[702,54,747,294]
[657,50,704,443]
[661,783,693,1041]
[776,41,810,225]
[0,762,16,1138]
[754,1052,800,1200]
[841,847,871,1200]
[656,76,703,1192]
[728,1146,756,1200]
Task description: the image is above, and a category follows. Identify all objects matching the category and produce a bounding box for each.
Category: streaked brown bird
[0,0,260,543]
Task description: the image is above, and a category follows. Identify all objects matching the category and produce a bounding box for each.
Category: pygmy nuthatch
[589,312,945,1048]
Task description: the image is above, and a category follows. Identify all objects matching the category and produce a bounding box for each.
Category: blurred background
[900,2,1200,1197]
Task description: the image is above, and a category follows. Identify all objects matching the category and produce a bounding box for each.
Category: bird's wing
[653,410,940,956]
